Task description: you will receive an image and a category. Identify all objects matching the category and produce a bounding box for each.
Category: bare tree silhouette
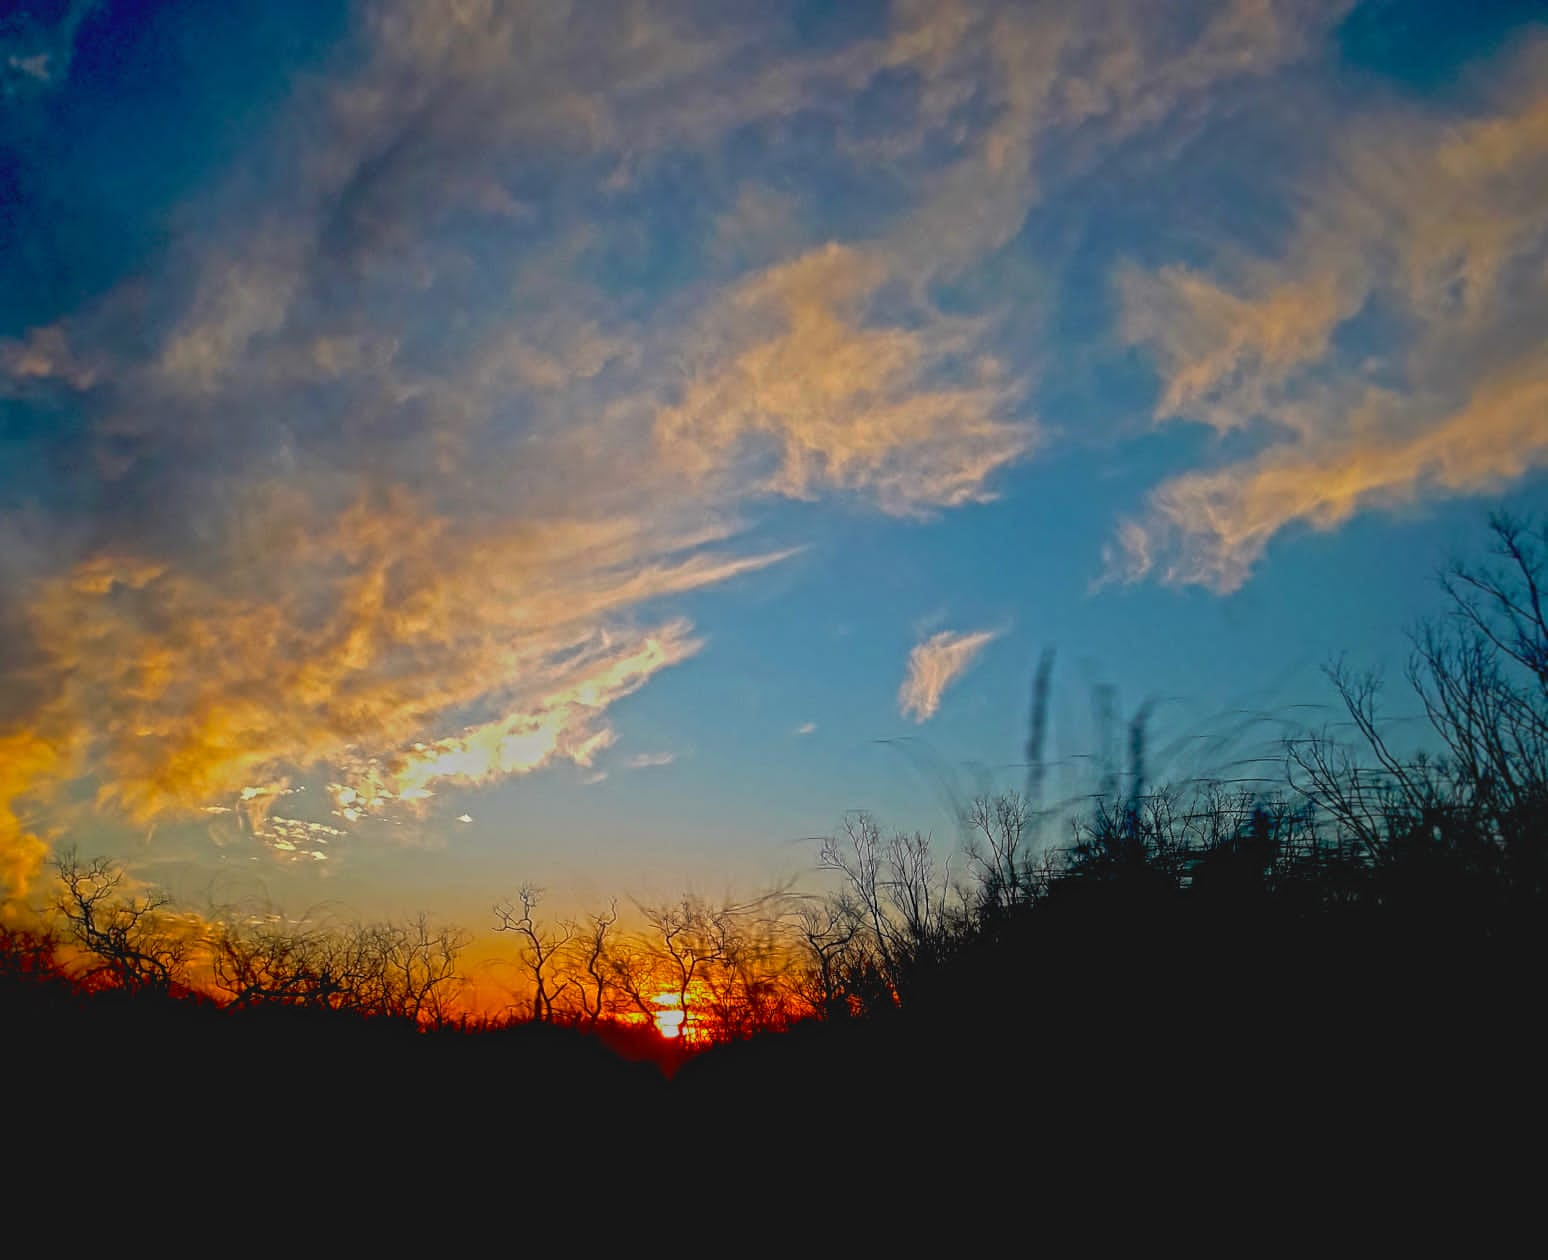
[568,899,620,1025]
[1290,511,1548,899]
[52,850,192,993]
[494,885,576,1022]
[963,792,1036,912]
[211,910,466,1022]
[791,894,860,1019]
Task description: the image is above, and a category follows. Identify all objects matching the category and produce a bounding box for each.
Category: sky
[1,0,1545,931]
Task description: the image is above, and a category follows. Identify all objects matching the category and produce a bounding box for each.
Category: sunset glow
[652,993,686,1041]
[0,0,1543,1005]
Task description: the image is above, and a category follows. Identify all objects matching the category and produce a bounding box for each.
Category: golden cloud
[654,243,1033,514]
[1109,358,1548,591]
[13,491,787,840]
[0,728,67,899]
[1114,37,1548,588]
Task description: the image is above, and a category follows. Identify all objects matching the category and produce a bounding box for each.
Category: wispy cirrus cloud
[332,623,696,817]
[899,629,999,723]
[653,242,1032,515]
[1110,34,1548,591]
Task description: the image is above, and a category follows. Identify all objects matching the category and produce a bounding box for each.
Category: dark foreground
[9,881,1541,1222]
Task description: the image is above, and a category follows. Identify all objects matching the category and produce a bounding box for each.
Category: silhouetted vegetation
[7,514,1545,1165]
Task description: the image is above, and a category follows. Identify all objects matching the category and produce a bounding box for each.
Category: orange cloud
[1114,37,1548,589]
[1120,264,1359,433]
[655,243,1033,514]
[15,494,787,837]
[0,728,68,900]
[1109,360,1548,592]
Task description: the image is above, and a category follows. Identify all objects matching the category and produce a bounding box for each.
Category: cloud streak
[624,751,676,770]
[899,629,999,723]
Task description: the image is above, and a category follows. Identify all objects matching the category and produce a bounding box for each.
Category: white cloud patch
[624,751,676,770]
[0,0,97,99]
[264,815,344,861]
[899,629,999,723]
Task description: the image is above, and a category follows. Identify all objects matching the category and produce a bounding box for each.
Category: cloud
[794,722,818,737]
[18,508,775,827]
[1118,264,1357,434]
[264,816,344,862]
[624,751,676,770]
[899,629,999,723]
[1112,35,1548,590]
[653,243,1033,514]
[1108,363,1548,591]
[0,729,64,900]
[1,0,97,99]
[332,622,697,816]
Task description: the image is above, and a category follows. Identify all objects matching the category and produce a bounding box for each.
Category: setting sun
[652,992,686,1040]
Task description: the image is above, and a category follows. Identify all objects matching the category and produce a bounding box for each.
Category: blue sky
[2,0,1545,926]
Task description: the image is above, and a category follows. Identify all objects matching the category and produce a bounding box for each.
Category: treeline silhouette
[6,514,1545,1166]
